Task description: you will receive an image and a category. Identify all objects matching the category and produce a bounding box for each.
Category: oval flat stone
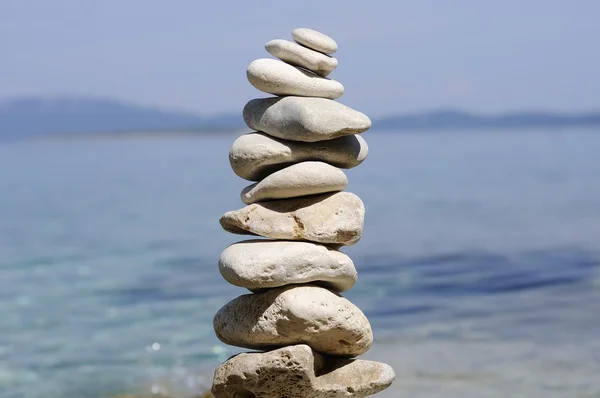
[212,345,395,398]
[266,39,338,77]
[241,161,347,204]
[213,285,373,357]
[247,58,344,99]
[244,96,371,142]
[219,240,357,292]
[219,192,365,246]
[230,132,368,181]
[292,28,338,54]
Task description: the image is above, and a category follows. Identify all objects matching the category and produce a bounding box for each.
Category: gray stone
[218,240,357,292]
[230,132,368,181]
[292,28,338,54]
[247,58,344,99]
[212,344,395,398]
[219,192,365,246]
[213,285,373,357]
[243,96,371,142]
[241,161,347,204]
[266,39,338,77]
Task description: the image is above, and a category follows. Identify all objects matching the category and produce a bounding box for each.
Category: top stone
[293,28,338,54]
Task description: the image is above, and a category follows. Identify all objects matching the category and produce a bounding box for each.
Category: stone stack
[211,28,395,398]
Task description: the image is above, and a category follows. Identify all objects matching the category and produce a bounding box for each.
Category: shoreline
[10,130,247,143]
[2,126,600,145]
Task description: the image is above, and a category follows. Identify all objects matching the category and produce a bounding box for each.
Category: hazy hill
[0,97,243,140]
[1,97,600,140]
[377,109,600,130]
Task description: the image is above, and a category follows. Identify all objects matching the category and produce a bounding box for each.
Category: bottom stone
[212,344,395,398]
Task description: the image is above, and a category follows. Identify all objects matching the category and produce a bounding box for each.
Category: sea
[1,129,599,398]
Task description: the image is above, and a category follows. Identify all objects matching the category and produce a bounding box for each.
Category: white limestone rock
[292,28,338,54]
[241,161,347,204]
[218,240,357,292]
[243,96,371,142]
[213,285,373,357]
[212,344,395,398]
[266,39,338,77]
[219,192,365,246]
[230,132,369,181]
[247,58,344,99]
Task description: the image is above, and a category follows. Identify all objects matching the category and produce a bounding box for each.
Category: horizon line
[2,94,600,118]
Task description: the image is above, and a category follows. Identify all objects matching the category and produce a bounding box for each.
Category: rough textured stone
[213,285,373,357]
[247,58,343,99]
[230,132,368,181]
[292,28,338,54]
[266,39,338,77]
[218,240,357,292]
[219,192,365,246]
[241,161,347,204]
[243,96,371,142]
[212,344,395,398]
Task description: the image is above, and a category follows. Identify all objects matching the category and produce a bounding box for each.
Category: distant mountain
[376,109,600,130]
[0,97,243,140]
[1,97,600,141]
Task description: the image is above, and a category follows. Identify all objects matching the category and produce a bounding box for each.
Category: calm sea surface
[1,130,600,398]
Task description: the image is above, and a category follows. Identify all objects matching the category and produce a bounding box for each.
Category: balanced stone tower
[211,28,395,397]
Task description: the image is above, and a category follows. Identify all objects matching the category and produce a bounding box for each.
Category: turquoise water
[1,130,600,397]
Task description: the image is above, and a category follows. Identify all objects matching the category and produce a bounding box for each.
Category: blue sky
[1,0,598,116]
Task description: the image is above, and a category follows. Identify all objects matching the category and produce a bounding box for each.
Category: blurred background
[1,1,600,397]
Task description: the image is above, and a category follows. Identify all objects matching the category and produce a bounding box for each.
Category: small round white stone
[243,96,371,142]
[229,132,369,181]
[247,58,344,99]
[213,285,373,357]
[265,39,338,77]
[292,28,338,54]
[219,191,365,246]
[241,161,347,204]
[218,240,357,291]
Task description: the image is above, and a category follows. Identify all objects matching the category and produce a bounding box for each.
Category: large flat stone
[247,58,344,99]
[219,240,357,292]
[266,39,338,77]
[243,96,371,142]
[241,161,347,204]
[213,285,373,357]
[212,344,395,398]
[293,28,338,54]
[219,192,365,246]
[230,132,368,181]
